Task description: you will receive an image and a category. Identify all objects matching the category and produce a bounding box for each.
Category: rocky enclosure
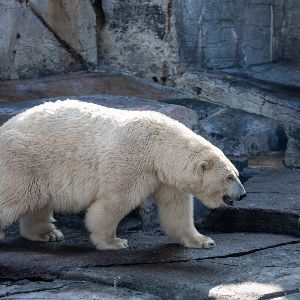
[0,0,299,166]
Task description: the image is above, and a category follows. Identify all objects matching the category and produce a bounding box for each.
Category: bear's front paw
[182,235,215,249]
[92,236,129,250]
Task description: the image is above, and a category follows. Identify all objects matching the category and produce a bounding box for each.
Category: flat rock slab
[237,169,300,213]
[1,280,159,299]
[224,62,300,89]
[0,218,299,282]
[0,71,194,102]
[0,94,198,130]
[61,242,300,300]
[203,169,300,237]
[175,70,300,127]
[1,215,299,299]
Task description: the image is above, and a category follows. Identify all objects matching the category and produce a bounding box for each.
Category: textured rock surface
[29,0,97,67]
[175,71,300,127]
[195,107,287,157]
[0,71,194,103]
[0,0,81,80]
[203,168,300,237]
[175,70,300,166]
[1,280,159,299]
[284,125,300,168]
[224,61,300,89]
[62,242,300,300]
[1,224,299,299]
[0,0,299,80]
[100,0,179,81]
[175,0,300,70]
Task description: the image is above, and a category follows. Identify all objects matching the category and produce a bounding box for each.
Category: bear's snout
[223,181,246,206]
[239,193,247,200]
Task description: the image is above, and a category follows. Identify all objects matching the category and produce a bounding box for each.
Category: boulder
[194,107,287,157]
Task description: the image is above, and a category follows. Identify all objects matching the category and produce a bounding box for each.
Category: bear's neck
[152,122,208,190]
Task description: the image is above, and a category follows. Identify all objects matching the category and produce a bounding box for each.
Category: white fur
[0,100,244,249]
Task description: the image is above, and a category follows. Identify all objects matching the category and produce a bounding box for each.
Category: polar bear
[0,100,246,250]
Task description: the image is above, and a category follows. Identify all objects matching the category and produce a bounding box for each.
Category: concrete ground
[0,166,299,299]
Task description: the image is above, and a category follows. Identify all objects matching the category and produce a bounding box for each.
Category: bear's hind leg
[20,204,64,242]
[85,199,130,250]
[154,184,215,249]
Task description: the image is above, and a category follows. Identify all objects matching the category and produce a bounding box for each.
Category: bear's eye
[228,175,235,180]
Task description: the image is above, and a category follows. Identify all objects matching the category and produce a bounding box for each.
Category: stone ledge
[200,168,300,237]
[0,71,194,103]
[175,69,300,167]
[0,94,198,129]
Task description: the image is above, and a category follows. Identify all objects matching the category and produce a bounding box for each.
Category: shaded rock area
[175,68,300,167]
[1,220,299,299]
[195,107,287,157]
[202,168,300,238]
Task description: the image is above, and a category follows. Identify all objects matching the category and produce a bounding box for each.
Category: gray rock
[0,1,82,80]
[175,70,300,166]
[203,168,300,237]
[0,71,194,103]
[62,240,300,300]
[175,71,300,127]
[2,280,159,299]
[285,125,300,168]
[174,0,300,70]
[100,0,179,80]
[195,107,286,157]
[29,0,97,67]
[285,138,300,168]
[139,197,160,230]
[0,94,198,129]
[224,61,300,89]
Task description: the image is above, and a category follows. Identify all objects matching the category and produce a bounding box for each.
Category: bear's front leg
[85,198,129,250]
[154,184,215,249]
[20,204,64,242]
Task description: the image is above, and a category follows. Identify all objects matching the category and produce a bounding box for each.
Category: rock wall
[100,0,300,74]
[100,0,179,81]
[175,0,300,70]
[0,0,299,80]
[0,0,97,80]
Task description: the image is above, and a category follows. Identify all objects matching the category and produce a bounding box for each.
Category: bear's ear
[196,160,213,174]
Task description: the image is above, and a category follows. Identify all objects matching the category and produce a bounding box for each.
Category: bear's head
[186,151,246,208]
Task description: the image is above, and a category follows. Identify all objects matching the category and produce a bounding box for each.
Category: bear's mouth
[223,195,234,206]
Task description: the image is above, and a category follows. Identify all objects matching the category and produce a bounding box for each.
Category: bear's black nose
[239,193,247,200]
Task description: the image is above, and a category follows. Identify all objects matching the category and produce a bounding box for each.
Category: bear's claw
[43,229,64,242]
